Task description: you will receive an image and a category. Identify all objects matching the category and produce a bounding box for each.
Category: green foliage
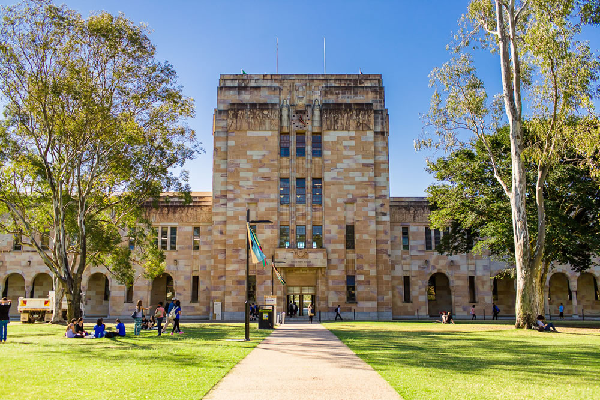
[428,127,600,272]
[0,0,199,317]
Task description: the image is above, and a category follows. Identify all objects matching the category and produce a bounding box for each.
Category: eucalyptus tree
[0,1,198,320]
[418,0,599,327]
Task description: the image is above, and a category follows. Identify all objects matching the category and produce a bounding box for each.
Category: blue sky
[47,1,600,196]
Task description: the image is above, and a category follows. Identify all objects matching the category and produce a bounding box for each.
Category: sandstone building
[1,74,599,320]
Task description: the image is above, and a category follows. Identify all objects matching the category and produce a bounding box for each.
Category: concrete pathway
[204,321,402,400]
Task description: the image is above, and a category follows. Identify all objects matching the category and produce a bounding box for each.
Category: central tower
[211,74,391,320]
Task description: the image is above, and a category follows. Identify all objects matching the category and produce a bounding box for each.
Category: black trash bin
[258,305,274,329]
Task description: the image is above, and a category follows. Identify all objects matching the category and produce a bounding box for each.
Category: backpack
[169,307,178,319]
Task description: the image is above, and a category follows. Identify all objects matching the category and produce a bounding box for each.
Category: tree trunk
[51,275,65,323]
[64,274,82,321]
[515,261,543,328]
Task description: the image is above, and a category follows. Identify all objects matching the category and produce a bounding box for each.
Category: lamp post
[246,209,272,341]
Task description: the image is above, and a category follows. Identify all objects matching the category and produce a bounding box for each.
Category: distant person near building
[559,303,564,320]
[335,305,343,321]
[470,305,476,320]
[492,303,500,320]
[0,297,11,343]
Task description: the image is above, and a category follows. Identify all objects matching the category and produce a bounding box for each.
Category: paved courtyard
[204,321,402,400]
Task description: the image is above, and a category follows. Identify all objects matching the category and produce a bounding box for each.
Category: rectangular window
[469,276,477,303]
[312,134,322,157]
[160,227,168,250]
[191,276,199,303]
[312,178,322,205]
[296,134,305,157]
[193,227,200,251]
[296,225,306,249]
[346,275,356,303]
[279,225,290,248]
[492,277,498,302]
[434,229,441,250]
[103,277,110,301]
[125,286,133,303]
[403,276,411,303]
[402,227,409,251]
[248,275,256,303]
[169,227,177,250]
[312,225,323,249]
[296,178,306,204]
[345,225,355,250]
[13,232,22,251]
[425,227,432,251]
[280,134,290,157]
[280,178,290,205]
[41,231,50,251]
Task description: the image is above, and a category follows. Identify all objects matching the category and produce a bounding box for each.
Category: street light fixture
[246,209,272,341]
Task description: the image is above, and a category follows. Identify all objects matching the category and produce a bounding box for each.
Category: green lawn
[2,322,269,400]
[324,321,600,400]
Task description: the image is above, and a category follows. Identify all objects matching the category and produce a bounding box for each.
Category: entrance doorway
[286,286,315,317]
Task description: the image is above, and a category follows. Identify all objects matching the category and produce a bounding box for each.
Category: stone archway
[86,273,110,317]
[549,273,572,316]
[427,272,452,317]
[577,273,600,316]
[31,273,53,298]
[151,273,175,308]
[2,273,25,317]
[493,276,516,316]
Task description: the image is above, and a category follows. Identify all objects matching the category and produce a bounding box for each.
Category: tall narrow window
[193,227,201,250]
[402,227,409,251]
[403,276,411,303]
[296,178,306,204]
[41,231,50,251]
[280,134,290,157]
[279,225,290,248]
[427,276,436,301]
[312,178,322,205]
[13,232,22,251]
[103,277,110,301]
[248,275,257,303]
[296,134,306,157]
[191,276,199,303]
[312,134,322,157]
[346,275,356,302]
[425,227,432,251]
[125,286,134,303]
[169,227,177,250]
[492,277,498,302]
[594,277,599,301]
[296,226,306,249]
[312,225,323,249]
[469,276,477,303]
[280,178,290,205]
[345,225,355,250]
[434,229,441,250]
[160,227,168,250]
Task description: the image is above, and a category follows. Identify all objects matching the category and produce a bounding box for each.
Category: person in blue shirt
[170,300,183,335]
[94,318,106,338]
[162,298,176,334]
[105,318,125,338]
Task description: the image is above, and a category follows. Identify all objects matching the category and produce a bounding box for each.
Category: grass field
[1,322,269,400]
[325,321,600,400]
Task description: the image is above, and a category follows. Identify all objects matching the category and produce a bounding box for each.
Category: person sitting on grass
[447,311,455,324]
[537,315,559,332]
[65,321,84,338]
[93,318,106,338]
[105,319,125,338]
[74,317,88,336]
[434,311,447,323]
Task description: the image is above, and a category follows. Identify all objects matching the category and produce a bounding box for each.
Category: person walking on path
[133,300,145,336]
[0,297,11,343]
[171,300,183,335]
[308,304,314,324]
[470,305,477,320]
[162,298,176,333]
[492,303,500,320]
[559,303,564,320]
[155,302,165,336]
[335,305,343,321]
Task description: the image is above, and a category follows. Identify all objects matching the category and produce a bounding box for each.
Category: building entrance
[286,286,315,317]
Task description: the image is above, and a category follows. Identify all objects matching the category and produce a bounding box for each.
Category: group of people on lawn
[64,298,182,339]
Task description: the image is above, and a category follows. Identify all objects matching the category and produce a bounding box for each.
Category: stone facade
[1,74,599,320]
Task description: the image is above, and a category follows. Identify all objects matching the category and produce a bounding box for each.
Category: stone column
[571,290,579,319]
